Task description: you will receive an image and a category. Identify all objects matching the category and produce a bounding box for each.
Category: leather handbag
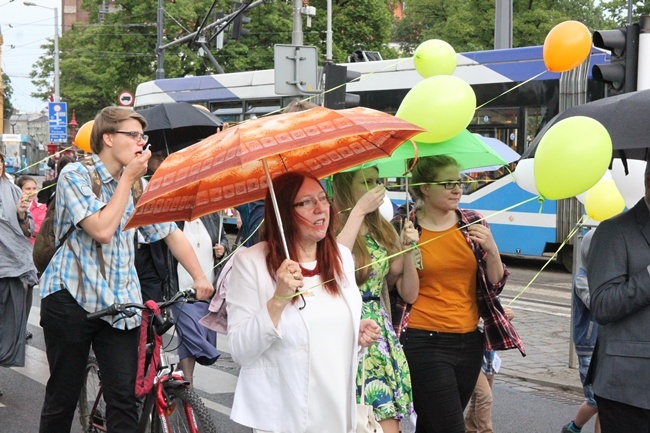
[356,354,384,433]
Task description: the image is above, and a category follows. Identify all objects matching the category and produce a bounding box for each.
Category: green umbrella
[374,129,509,177]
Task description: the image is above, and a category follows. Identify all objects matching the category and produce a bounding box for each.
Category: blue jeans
[39,289,139,433]
[401,328,484,433]
[578,354,597,407]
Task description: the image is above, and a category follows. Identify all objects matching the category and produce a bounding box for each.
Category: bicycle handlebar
[86,288,197,321]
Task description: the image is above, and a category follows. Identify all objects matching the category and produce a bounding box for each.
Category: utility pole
[156,0,164,79]
[494,0,512,49]
[291,0,302,45]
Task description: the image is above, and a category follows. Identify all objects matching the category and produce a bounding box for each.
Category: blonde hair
[332,168,400,286]
[90,107,147,154]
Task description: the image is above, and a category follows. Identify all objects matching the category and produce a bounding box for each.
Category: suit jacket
[227,242,361,433]
[587,198,650,409]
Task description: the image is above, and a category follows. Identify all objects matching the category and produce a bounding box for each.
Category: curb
[498,367,584,394]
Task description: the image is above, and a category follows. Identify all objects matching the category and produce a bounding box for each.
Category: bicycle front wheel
[153,386,217,433]
[78,356,107,433]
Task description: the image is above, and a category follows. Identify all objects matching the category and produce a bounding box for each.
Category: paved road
[1,255,591,432]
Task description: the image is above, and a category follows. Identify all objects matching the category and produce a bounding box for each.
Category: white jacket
[227,242,361,433]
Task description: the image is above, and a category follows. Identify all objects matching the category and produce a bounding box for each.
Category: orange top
[409,225,479,333]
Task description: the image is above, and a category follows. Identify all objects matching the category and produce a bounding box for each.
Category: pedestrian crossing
[14,306,238,416]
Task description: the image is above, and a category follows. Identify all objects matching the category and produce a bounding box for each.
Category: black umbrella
[522,90,650,167]
[137,102,223,154]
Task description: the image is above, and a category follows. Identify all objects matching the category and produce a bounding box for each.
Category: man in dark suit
[587,159,650,432]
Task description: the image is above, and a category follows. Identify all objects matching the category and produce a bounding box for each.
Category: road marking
[10,345,50,386]
[202,399,232,416]
[24,306,237,416]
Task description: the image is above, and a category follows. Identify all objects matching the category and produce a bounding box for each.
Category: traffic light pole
[291,0,303,45]
[326,0,333,62]
[638,16,650,90]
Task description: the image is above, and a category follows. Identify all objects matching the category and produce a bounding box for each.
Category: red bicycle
[77,289,218,433]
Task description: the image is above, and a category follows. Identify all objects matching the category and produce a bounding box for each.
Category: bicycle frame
[79,290,217,433]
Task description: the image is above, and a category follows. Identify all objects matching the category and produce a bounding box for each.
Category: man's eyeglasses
[293,195,333,210]
[116,131,149,143]
[429,180,465,190]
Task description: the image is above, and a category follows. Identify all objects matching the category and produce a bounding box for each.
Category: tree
[31,0,220,122]
[599,0,650,27]
[31,0,399,120]
[2,72,14,121]
[393,0,608,55]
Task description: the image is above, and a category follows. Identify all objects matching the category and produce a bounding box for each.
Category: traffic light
[592,23,639,93]
[324,63,361,110]
[231,2,251,42]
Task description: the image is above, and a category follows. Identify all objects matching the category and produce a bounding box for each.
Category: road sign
[48,102,67,143]
[274,45,319,95]
[118,90,135,106]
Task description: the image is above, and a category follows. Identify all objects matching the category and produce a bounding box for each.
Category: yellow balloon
[75,120,94,153]
[414,39,457,78]
[534,116,612,200]
[396,75,476,143]
[585,179,626,221]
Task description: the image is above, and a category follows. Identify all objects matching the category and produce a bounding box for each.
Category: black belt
[362,296,381,302]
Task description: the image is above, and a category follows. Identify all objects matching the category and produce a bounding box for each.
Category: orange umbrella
[125,106,423,231]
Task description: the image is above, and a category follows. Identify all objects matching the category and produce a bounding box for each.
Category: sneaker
[561,422,581,433]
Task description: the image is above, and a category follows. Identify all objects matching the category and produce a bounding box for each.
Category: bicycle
[77,289,218,433]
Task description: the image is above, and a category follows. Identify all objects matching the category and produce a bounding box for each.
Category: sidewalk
[497,306,583,393]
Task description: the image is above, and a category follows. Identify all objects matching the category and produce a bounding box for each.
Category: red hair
[262,171,343,296]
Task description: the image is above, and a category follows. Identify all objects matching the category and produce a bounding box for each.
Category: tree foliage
[31,0,644,121]
[599,0,650,26]
[30,0,396,121]
[2,72,14,120]
[394,0,615,55]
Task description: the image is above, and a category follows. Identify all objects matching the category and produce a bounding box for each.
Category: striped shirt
[39,154,176,330]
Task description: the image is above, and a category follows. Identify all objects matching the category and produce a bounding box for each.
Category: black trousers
[39,290,139,433]
[401,328,484,433]
[596,395,650,433]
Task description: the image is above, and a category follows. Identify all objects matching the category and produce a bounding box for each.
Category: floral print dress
[357,235,414,421]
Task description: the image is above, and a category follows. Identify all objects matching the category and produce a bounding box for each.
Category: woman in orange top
[395,155,518,433]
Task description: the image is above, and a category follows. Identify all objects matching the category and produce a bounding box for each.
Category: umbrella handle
[263,159,291,260]
[217,210,223,245]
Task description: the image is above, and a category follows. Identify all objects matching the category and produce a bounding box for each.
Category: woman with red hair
[227,171,380,433]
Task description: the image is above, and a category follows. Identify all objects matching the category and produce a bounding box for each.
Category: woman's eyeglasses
[116,131,149,143]
[429,181,465,190]
[293,195,333,210]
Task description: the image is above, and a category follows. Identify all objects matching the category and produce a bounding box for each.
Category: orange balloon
[543,21,592,73]
[75,120,94,153]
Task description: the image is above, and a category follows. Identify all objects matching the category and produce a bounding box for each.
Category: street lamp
[23,1,59,102]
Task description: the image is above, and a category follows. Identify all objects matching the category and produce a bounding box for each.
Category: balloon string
[507,214,587,306]
[13,145,74,176]
[278,195,540,299]
[476,70,547,110]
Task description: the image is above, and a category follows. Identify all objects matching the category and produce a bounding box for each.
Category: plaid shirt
[39,155,177,330]
[391,205,526,356]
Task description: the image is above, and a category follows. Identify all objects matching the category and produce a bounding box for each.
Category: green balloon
[396,75,476,143]
[414,39,457,78]
[534,116,612,200]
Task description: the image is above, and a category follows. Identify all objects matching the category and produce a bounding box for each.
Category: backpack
[32,160,144,275]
